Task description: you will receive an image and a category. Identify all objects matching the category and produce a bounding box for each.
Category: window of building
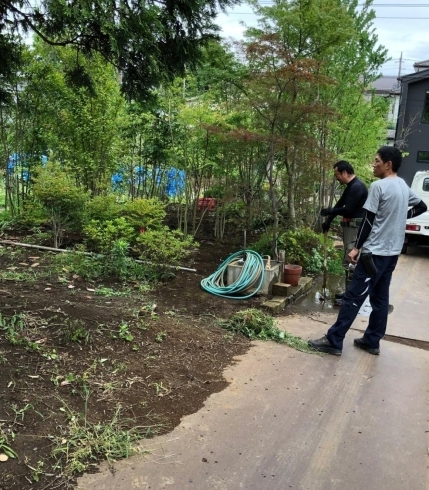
[417,151,429,163]
[423,90,429,123]
[424,178,429,192]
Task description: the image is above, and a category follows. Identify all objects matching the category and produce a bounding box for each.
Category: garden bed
[0,238,262,489]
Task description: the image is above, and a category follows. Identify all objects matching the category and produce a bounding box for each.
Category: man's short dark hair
[333,160,354,175]
[377,146,402,172]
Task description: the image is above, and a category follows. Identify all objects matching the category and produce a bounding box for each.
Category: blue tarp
[112,166,185,197]
[7,154,48,180]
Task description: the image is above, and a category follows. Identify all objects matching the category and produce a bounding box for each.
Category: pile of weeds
[220,308,315,353]
[51,402,159,477]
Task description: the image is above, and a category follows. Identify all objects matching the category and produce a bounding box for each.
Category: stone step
[262,276,313,314]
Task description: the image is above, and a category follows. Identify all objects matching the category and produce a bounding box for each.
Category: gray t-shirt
[362,176,421,256]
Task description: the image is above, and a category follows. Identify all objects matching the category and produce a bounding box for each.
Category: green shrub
[32,162,90,247]
[102,238,147,280]
[306,248,324,274]
[85,195,122,223]
[250,228,343,275]
[278,228,321,266]
[121,198,165,231]
[84,217,136,253]
[135,227,197,269]
[248,231,274,257]
[327,247,344,275]
[11,200,50,229]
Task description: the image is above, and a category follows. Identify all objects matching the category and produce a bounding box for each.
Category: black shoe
[308,335,342,356]
[353,337,380,355]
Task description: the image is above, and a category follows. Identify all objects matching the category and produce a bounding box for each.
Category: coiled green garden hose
[200,250,265,299]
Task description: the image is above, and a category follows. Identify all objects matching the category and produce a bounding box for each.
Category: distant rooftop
[371,76,400,94]
[414,59,429,72]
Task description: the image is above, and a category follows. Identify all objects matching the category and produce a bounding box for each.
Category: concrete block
[272,282,293,297]
[261,297,286,314]
[298,277,313,294]
[288,277,313,300]
[227,259,282,296]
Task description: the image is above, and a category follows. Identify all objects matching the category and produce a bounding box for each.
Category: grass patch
[94,286,131,297]
[51,402,160,477]
[220,308,316,353]
[0,270,42,282]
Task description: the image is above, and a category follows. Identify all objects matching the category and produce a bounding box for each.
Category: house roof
[400,67,429,84]
[414,59,429,71]
[371,76,400,94]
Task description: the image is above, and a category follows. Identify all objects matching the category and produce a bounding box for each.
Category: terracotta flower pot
[284,264,302,286]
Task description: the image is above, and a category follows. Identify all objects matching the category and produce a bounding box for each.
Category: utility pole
[397,52,403,78]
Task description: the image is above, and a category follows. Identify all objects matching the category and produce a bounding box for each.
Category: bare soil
[0,238,263,489]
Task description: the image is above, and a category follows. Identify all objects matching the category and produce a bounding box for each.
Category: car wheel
[401,242,408,254]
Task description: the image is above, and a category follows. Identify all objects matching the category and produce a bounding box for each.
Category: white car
[402,170,429,254]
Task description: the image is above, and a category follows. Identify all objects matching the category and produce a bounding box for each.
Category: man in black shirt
[321,161,368,289]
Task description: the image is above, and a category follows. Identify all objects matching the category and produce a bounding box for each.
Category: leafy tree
[248,0,389,224]
[1,0,241,101]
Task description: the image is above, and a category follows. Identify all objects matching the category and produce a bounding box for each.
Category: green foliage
[135,227,197,268]
[85,195,122,223]
[121,198,166,231]
[51,403,158,476]
[306,248,324,275]
[53,246,103,280]
[0,427,18,459]
[278,228,322,269]
[103,239,144,280]
[32,163,90,247]
[2,0,241,102]
[111,323,133,342]
[251,228,342,275]
[11,200,50,229]
[0,313,26,346]
[327,248,345,275]
[24,227,53,245]
[220,309,314,353]
[248,232,274,257]
[0,209,13,230]
[155,331,167,343]
[84,218,135,254]
[61,319,92,345]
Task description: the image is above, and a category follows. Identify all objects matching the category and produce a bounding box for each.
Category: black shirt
[330,177,368,219]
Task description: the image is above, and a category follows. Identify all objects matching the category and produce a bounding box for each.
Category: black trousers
[327,254,399,350]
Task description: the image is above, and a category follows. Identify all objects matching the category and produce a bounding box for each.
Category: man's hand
[321,221,330,233]
[320,208,333,216]
[348,247,359,264]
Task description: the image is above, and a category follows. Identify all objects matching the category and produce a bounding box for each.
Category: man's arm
[321,181,366,217]
[348,210,375,263]
[407,200,427,219]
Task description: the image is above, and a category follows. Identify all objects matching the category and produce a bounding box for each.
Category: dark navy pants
[327,254,399,350]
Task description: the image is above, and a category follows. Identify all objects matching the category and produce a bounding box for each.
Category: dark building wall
[396,77,429,185]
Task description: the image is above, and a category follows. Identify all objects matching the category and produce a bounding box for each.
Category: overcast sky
[216,1,429,78]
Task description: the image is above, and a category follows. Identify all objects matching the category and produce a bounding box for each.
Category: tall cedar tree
[1,0,240,100]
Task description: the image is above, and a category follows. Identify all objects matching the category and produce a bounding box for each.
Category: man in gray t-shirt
[362,177,420,256]
[309,146,427,356]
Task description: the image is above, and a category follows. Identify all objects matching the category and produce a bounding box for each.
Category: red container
[284,264,302,286]
[197,198,217,211]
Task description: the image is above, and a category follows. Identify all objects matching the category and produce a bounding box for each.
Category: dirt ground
[0,236,268,490]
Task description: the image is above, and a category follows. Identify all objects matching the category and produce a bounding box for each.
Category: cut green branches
[220,309,315,353]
